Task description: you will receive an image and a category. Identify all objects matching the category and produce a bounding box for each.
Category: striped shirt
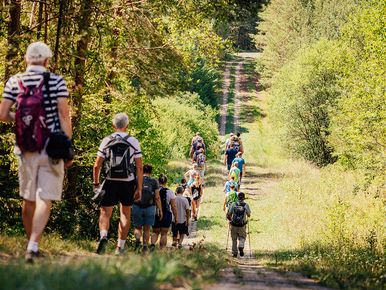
[2,65,69,133]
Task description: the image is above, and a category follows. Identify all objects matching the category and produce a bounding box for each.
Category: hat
[238,192,245,200]
[25,42,53,62]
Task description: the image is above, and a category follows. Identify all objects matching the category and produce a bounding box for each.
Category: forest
[0,0,264,236]
[0,0,385,289]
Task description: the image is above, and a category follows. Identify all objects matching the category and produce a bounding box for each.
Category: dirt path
[204,53,330,290]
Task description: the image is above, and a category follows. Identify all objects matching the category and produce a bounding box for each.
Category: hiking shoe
[232,253,237,258]
[25,250,39,264]
[178,244,183,249]
[114,246,125,256]
[149,244,156,252]
[142,245,148,253]
[96,237,108,254]
[172,242,177,248]
[134,241,142,253]
[239,247,244,257]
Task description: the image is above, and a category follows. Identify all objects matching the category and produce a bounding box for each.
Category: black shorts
[100,179,136,207]
[153,210,172,229]
[172,222,189,237]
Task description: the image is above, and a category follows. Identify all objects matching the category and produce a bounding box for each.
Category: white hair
[112,113,129,129]
[25,42,53,63]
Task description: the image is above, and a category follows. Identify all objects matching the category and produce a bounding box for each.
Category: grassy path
[199,53,331,290]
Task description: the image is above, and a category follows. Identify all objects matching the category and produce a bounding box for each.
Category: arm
[0,99,15,122]
[223,196,227,211]
[243,163,246,175]
[154,189,163,220]
[170,198,178,223]
[186,208,191,225]
[57,98,72,139]
[93,156,104,190]
[246,204,251,218]
[224,153,228,165]
[134,157,143,201]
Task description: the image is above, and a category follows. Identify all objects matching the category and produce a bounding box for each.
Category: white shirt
[97,132,142,182]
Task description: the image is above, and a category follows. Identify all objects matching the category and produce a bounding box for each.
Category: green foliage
[0,242,227,290]
[153,92,220,160]
[269,40,341,166]
[329,0,386,183]
[255,162,385,289]
[189,59,220,108]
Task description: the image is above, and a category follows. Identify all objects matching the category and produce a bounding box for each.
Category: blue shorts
[153,210,172,229]
[132,204,156,227]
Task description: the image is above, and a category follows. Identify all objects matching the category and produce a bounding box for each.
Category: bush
[329,0,386,185]
[269,40,341,166]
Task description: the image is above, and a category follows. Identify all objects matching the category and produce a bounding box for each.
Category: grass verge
[0,235,227,290]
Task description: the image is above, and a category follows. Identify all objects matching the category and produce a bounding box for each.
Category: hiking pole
[226,222,230,252]
[247,220,252,258]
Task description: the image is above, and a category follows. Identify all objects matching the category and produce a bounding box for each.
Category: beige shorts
[18,151,64,201]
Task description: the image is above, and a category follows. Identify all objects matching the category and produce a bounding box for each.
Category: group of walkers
[223,132,251,258]
[0,41,251,263]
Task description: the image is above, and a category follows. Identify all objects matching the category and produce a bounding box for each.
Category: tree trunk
[66,0,93,198]
[72,0,93,134]
[53,0,66,69]
[37,0,43,38]
[4,0,21,81]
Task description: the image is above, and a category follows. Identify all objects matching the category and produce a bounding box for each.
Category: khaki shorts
[18,151,64,201]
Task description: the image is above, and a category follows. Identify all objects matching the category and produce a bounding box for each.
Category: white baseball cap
[25,42,53,62]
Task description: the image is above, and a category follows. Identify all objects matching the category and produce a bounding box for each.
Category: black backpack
[231,202,247,227]
[140,176,155,207]
[159,187,170,215]
[104,135,136,179]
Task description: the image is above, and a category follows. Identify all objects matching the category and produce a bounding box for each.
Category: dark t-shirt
[226,148,238,165]
[136,176,159,207]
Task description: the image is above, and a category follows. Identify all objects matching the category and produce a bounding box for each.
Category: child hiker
[172,186,191,248]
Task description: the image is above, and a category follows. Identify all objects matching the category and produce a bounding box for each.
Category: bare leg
[143,225,151,246]
[179,234,185,245]
[22,200,36,240]
[118,205,131,240]
[29,196,52,243]
[134,227,142,242]
[160,228,169,248]
[192,201,197,219]
[151,228,160,245]
[99,206,113,233]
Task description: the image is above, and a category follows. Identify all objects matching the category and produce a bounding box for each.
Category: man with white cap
[0,42,72,262]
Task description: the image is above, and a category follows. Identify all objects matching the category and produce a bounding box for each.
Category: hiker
[232,136,244,154]
[184,163,201,187]
[223,176,238,195]
[180,178,188,191]
[0,42,72,262]
[233,152,246,184]
[190,175,203,221]
[151,174,178,249]
[224,142,238,171]
[227,192,251,258]
[132,164,162,253]
[190,133,206,159]
[172,186,190,248]
[229,162,241,189]
[225,132,234,151]
[223,183,238,212]
[93,112,143,255]
[193,148,207,185]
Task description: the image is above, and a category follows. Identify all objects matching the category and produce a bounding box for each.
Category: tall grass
[0,238,227,290]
